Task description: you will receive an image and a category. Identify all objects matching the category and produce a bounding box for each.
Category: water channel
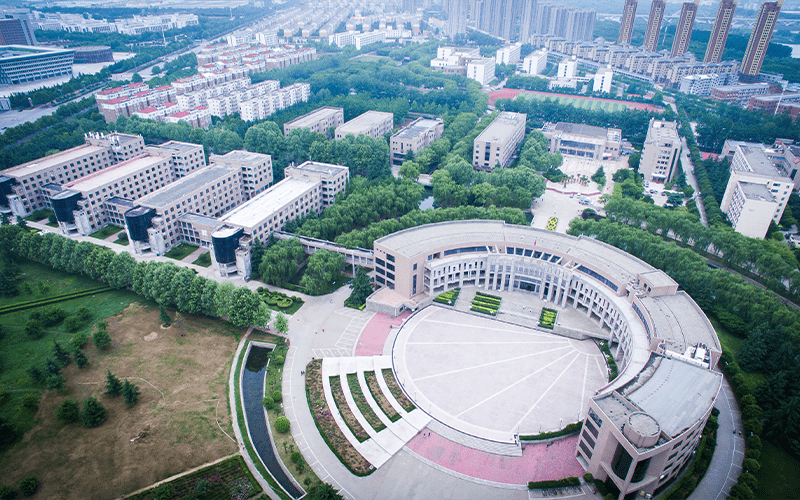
[241,345,304,499]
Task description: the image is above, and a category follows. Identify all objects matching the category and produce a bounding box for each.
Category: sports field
[488,88,665,113]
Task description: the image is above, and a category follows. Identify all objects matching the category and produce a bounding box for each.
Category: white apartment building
[522,49,548,75]
[678,74,723,96]
[354,30,386,49]
[720,143,793,238]
[558,56,577,79]
[639,119,682,183]
[467,57,495,86]
[335,111,394,140]
[283,106,345,138]
[472,112,527,170]
[496,43,522,65]
[239,83,311,122]
[593,66,613,93]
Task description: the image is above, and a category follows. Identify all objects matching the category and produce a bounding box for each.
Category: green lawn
[164,242,199,261]
[113,233,129,246]
[191,252,211,267]
[754,441,800,499]
[25,209,54,222]
[0,261,138,439]
[88,224,123,240]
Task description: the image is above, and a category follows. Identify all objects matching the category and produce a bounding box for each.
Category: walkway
[680,137,709,227]
[689,378,744,500]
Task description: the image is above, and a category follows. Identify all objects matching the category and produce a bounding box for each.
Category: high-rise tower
[740,0,783,81]
[643,0,666,51]
[671,0,699,58]
[618,0,638,45]
[704,0,737,63]
[447,0,468,36]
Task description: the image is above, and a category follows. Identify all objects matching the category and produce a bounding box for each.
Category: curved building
[371,220,722,500]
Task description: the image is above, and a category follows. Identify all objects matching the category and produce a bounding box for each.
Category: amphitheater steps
[426,420,523,457]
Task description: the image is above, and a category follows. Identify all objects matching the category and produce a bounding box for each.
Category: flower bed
[347,373,386,432]
[127,456,262,500]
[433,288,460,306]
[471,292,501,315]
[539,308,558,329]
[381,369,416,412]
[329,375,369,443]
[547,216,558,231]
[256,287,304,314]
[364,371,401,422]
[305,360,373,476]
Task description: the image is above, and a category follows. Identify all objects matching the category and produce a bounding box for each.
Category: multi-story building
[671,0,699,58]
[96,83,177,123]
[472,111,526,170]
[542,122,622,160]
[522,48,548,75]
[679,74,722,96]
[705,0,738,63]
[496,43,522,65]
[593,66,614,93]
[639,119,682,183]
[0,132,144,217]
[747,92,800,114]
[390,117,444,166]
[0,17,37,45]
[283,106,344,138]
[710,82,772,105]
[165,106,212,129]
[720,143,792,238]
[146,141,205,178]
[354,30,387,50]
[643,0,666,52]
[529,3,596,43]
[740,0,783,82]
[209,150,273,200]
[618,0,638,45]
[446,0,468,36]
[558,57,577,79]
[210,161,349,277]
[0,45,72,85]
[467,57,495,86]
[335,111,394,140]
[370,220,722,500]
[239,83,311,122]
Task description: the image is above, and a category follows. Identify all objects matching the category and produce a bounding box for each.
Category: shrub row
[527,477,580,490]
[0,286,111,315]
[539,308,558,329]
[433,288,460,305]
[475,291,501,302]
[520,422,582,441]
[471,305,497,316]
[597,340,618,381]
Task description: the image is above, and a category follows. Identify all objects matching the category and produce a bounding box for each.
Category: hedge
[471,305,497,315]
[528,477,580,489]
[0,286,112,315]
[520,422,582,441]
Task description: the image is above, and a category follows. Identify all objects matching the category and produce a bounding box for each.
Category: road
[680,137,709,227]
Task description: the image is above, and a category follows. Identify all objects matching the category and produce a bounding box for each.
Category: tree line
[0,225,269,329]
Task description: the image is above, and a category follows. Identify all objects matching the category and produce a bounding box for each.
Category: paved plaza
[393,307,607,443]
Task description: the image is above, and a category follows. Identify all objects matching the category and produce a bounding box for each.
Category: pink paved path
[407,432,584,485]
[354,311,411,356]
[489,88,665,112]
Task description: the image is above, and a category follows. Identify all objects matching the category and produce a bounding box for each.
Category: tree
[73,348,88,369]
[347,266,372,307]
[46,374,65,392]
[18,476,38,497]
[274,311,289,334]
[56,399,81,423]
[151,65,162,74]
[80,397,106,427]
[159,303,172,327]
[25,319,43,339]
[122,379,140,406]
[307,482,345,500]
[214,281,236,318]
[104,251,136,289]
[227,287,261,328]
[52,340,70,366]
[131,72,143,83]
[299,250,345,295]
[93,322,111,349]
[398,161,421,180]
[105,370,123,396]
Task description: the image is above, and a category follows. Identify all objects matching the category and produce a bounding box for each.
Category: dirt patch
[0,303,241,499]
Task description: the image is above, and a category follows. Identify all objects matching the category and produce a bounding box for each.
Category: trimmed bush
[262,395,275,409]
[291,451,302,463]
[272,389,282,403]
[520,422,582,441]
[0,485,18,500]
[17,477,37,497]
[273,354,285,365]
[275,416,290,433]
[528,477,580,489]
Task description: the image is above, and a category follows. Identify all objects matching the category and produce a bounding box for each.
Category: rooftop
[552,122,611,140]
[221,177,318,229]
[288,161,349,176]
[735,145,788,179]
[641,292,721,354]
[474,112,526,144]
[284,106,343,128]
[137,166,233,209]
[0,45,73,60]
[178,212,220,226]
[211,150,270,164]
[393,118,442,141]
[64,155,167,193]
[335,110,394,136]
[152,141,201,156]
[4,144,108,178]
[738,180,775,202]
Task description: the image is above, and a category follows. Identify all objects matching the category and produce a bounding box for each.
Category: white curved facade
[372,220,723,500]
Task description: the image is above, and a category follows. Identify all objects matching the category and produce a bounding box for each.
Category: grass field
[164,242,199,261]
[517,92,629,112]
[192,252,212,267]
[89,224,123,240]
[754,441,800,499]
[0,299,242,499]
